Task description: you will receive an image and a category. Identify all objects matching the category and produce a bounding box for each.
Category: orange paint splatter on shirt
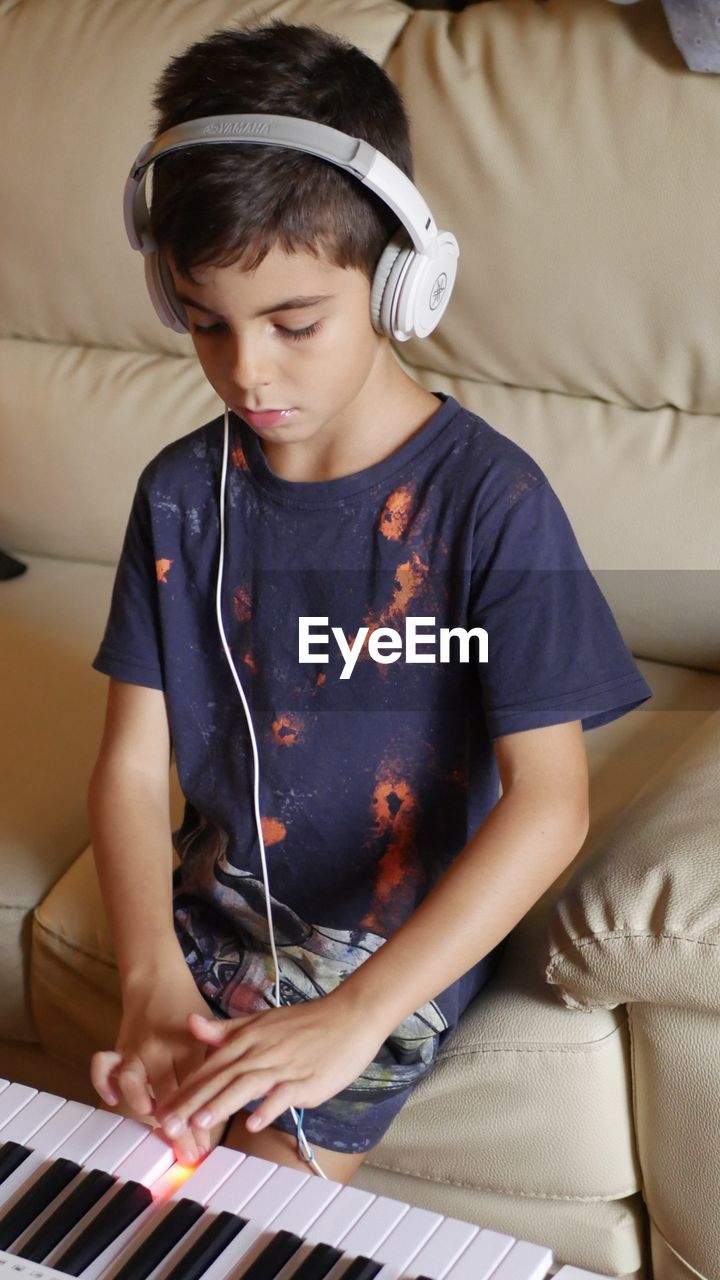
[261,817,286,846]
[351,552,430,673]
[232,446,249,471]
[271,715,304,746]
[233,586,252,623]
[156,558,173,584]
[243,653,258,675]
[315,673,326,687]
[387,554,429,620]
[361,769,421,933]
[379,486,414,541]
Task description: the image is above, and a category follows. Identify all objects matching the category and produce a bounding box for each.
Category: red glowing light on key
[150,1159,198,1200]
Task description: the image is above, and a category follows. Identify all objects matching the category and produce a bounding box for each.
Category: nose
[228,330,271,394]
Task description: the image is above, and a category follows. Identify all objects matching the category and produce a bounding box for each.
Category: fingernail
[246,1114,262,1132]
[194,1109,213,1128]
[176,1148,196,1165]
[163,1117,184,1138]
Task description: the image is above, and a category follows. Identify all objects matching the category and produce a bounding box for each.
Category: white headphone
[124,113,459,342]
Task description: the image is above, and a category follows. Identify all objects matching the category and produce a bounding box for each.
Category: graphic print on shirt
[172,808,448,1101]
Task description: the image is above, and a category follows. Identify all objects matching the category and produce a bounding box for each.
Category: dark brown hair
[149,21,414,281]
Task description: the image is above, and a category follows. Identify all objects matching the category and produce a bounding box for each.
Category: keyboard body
[0,1079,611,1280]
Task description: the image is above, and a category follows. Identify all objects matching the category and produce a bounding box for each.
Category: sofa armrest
[544,709,720,1011]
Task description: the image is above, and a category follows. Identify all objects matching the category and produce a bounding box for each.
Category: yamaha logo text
[202,121,270,137]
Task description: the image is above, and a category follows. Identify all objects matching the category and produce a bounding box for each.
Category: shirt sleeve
[92,479,165,690]
[470,479,652,738]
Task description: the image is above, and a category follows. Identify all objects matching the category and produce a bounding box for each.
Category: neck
[260,348,440,484]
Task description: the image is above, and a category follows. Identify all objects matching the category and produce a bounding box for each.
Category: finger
[90,1051,123,1106]
[246,1082,299,1133]
[186,1014,229,1044]
[115,1056,155,1117]
[156,1048,259,1132]
[148,1064,202,1165]
[189,1068,295,1132]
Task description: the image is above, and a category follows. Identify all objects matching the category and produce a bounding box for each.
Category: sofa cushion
[546,707,720,1011]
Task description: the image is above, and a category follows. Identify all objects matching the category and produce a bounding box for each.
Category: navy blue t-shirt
[93,395,651,1152]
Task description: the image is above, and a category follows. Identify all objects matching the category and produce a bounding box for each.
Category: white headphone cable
[214,404,326,1178]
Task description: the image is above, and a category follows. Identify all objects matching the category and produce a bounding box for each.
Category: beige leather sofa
[2,1,719,1277]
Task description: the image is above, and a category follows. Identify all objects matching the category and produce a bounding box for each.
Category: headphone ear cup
[393,232,459,341]
[144,251,189,333]
[370,231,413,337]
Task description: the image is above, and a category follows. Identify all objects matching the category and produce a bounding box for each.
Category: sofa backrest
[1,0,717,671]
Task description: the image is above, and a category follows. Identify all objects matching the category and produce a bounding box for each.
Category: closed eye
[190,319,322,341]
[278,321,322,342]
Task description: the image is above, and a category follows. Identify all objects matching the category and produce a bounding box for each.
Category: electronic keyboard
[0,1080,611,1280]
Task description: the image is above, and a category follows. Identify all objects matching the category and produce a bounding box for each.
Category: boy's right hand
[91,965,220,1165]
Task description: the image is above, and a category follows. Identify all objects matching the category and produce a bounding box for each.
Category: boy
[89,20,651,1185]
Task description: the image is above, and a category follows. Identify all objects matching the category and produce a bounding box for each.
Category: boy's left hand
[154,991,385,1139]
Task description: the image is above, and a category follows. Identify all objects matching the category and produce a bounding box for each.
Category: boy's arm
[155,719,589,1139]
[88,678,217,1161]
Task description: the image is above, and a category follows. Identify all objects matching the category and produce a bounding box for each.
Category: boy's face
[168,245,392,473]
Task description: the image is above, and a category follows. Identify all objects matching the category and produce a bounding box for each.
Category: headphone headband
[123,112,458,341]
[125,114,437,257]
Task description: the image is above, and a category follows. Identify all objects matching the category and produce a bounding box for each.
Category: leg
[223,1112,369,1184]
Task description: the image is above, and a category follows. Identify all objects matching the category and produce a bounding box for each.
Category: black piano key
[163,1210,248,1280]
[112,1197,205,1280]
[18,1168,116,1262]
[290,1241,343,1279]
[0,1157,81,1249]
[54,1179,153,1276]
[239,1229,303,1279]
[0,1143,31,1187]
[338,1260,383,1280]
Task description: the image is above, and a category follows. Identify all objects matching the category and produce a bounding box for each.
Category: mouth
[238,407,296,430]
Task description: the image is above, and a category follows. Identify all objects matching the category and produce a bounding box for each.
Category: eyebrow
[174,291,333,317]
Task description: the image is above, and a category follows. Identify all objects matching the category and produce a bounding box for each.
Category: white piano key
[112,1128,176,1185]
[400,1216,479,1278]
[164,1145,245,1203]
[55,1108,123,1164]
[372,1206,443,1277]
[203,1154,278,1214]
[482,1239,553,1280]
[16,1100,92,1155]
[0,1090,63,1143]
[0,1084,11,1098]
[0,1084,36,1130]
[326,1195,409,1267]
[303,1184,375,1248]
[268,1173,343,1237]
[441,1227,516,1279]
[80,1114,150,1174]
[198,1165,310,1280]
